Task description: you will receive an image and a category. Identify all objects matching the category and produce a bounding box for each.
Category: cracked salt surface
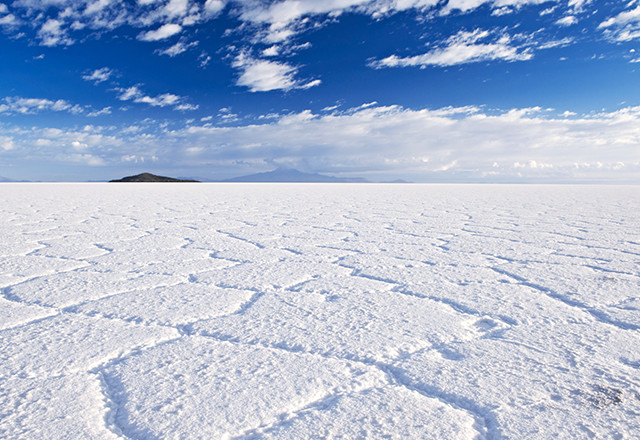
[1,183,639,439]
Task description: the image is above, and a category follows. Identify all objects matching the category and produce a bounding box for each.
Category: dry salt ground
[1,183,640,439]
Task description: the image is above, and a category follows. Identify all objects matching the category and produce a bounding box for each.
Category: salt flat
[1,183,639,439]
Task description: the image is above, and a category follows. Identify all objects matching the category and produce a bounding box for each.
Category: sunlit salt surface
[1,183,639,439]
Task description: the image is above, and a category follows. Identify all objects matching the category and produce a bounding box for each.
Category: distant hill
[223,168,369,183]
[110,173,199,182]
[384,179,412,183]
[0,176,29,182]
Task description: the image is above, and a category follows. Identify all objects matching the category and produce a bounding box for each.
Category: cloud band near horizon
[1,104,639,182]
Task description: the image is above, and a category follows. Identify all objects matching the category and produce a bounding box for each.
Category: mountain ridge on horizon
[221,168,370,183]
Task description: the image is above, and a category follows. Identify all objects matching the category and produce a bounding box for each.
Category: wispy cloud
[441,0,551,15]
[157,40,198,57]
[599,5,640,41]
[371,29,533,68]
[555,15,578,27]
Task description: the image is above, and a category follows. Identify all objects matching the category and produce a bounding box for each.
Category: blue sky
[1,0,639,182]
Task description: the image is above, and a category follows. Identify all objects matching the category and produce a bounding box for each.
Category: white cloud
[115,85,197,110]
[71,140,88,150]
[567,0,590,11]
[5,103,640,182]
[537,37,574,50]
[157,40,197,56]
[262,45,280,57]
[159,104,640,181]
[117,86,143,101]
[232,53,320,92]
[65,153,106,166]
[372,29,533,68]
[0,97,83,115]
[539,6,556,16]
[138,23,182,41]
[175,103,200,111]
[0,0,598,85]
[0,3,18,27]
[234,0,441,46]
[600,6,640,28]
[239,0,370,27]
[492,7,513,16]
[163,0,189,18]
[442,0,550,14]
[85,0,118,16]
[37,18,73,46]
[0,136,15,151]
[555,15,577,26]
[0,13,17,26]
[82,67,114,84]
[204,0,225,15]
[599,5,640,41]
[0,0,581,55]
[87,106,112,117]
[139,93,180,106]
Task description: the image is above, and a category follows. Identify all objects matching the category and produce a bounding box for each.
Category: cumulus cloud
[372,29,533,68]
[138,23,182,41]
[82,67,115,84]
[0,136,15,151]
[232,53,320,92]
[204,0,226,15]
[0,13,18,26]
[0,2,18,27]
[37,18,73,46]
[115,85,198,109]
[0,97,84,115]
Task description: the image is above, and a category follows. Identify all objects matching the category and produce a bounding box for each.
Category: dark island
[109,173,199,183]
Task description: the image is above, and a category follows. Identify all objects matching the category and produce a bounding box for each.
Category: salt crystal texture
[1,183,639,439]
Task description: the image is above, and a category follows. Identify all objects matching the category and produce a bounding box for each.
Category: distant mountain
[384,179,413,183]
[110,173,199,182]
[0,176,29,182]
[223,168,369,183]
